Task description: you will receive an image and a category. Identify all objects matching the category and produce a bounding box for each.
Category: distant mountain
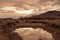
[0,10,60,20]
[25,11,60,19]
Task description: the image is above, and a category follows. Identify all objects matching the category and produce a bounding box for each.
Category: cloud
[0,0,60,18]
[0,6,35,19]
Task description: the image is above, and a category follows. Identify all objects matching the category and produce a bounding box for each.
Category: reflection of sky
[14,28,54,40]
[0,0,60,19]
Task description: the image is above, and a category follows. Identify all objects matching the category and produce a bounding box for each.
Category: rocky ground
[0,19,60,40]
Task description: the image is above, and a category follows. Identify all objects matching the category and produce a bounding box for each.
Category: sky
[0,0,60,19]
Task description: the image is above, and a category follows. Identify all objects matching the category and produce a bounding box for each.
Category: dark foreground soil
[0,19,60,40]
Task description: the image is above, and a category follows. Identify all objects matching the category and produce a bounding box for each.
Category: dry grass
[0,19,60,40]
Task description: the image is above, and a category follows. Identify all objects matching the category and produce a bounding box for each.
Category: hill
[23,11,60,19]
